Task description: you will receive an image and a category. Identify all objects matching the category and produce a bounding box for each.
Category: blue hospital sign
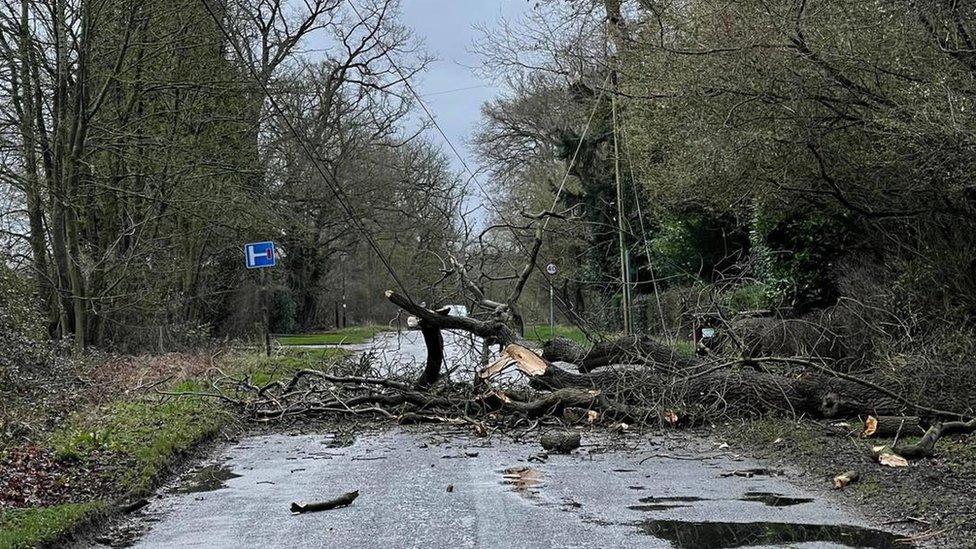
[245,241,276,269]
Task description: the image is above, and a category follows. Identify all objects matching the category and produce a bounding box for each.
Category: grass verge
[0,502,106,549]
[523,324,590,345]
[1,350,345,548]
[274,325,388,346]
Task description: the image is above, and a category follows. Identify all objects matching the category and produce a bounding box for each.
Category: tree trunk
[542,335,700,372]
[415,317,445,389]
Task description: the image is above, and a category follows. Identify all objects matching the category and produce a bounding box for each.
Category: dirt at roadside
[717,419,976,548]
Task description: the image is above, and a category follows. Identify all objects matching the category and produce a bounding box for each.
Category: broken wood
[290,490,359,514]
[862,416,925,439]
[873,417,976,461]
[833,470,859,489]
[480,344,552,379]
[385,290,516,346]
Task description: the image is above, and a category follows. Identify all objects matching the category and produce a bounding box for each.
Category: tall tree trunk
[17,0,57,335]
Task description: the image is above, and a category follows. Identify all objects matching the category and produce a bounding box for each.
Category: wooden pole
[261,269,271,357]
[612,92,631,335]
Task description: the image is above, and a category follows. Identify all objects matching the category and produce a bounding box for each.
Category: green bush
[751,207,854,312]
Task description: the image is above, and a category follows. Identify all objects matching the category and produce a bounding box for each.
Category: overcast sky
[397,0,529,180]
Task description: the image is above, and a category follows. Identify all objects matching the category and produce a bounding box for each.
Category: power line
[344,0,612,340]
[420,84,490,98]
[199,0,413,299]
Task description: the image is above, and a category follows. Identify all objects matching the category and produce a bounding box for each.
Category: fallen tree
[163,287,973,470]
[541,335,700,373]
[389,288,976,419]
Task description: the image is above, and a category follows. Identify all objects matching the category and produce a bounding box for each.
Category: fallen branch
[861,416,925,439]
[832,470,859,489]
[871,417,976,461]
[290,490,359,514]
[750,357,964,420]
[540,431,581,453]
[541,335,699,373]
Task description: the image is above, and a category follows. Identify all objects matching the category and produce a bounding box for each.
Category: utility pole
[612,92,631,335]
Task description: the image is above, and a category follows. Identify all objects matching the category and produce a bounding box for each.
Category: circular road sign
[545,262,557,276]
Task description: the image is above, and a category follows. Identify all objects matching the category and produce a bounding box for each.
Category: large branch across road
[385,290,516,345]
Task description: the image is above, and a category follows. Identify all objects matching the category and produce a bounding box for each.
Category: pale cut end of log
[862,416,924,439]
[479,344,549,379]
[480,356,516,379]
[833,470,859,489]
[874,449,909,468]
[384,289,394,298]
[862,416,878,438]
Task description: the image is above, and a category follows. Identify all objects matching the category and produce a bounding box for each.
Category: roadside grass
[49,380,230,494]
[0,502,106,549]
[523,324,590,345]
[274,325,388,346]
[1,350,345,548]
[229,348,348,386]
[654,337,697,357]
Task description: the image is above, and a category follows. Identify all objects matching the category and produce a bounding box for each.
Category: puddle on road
[636,492,812,508]
[638,495,709,503]
[637,520,908,549]
[628,503,690,512]
[720,467,783,478]
[740,491,813,507]
[173,464,241,494]
[500,466,543,498]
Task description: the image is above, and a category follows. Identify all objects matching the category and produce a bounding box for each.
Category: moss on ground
[274,325,388,346]
[0,502,105,549]
[731,417,843,470]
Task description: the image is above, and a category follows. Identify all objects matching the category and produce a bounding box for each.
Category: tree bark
[386,290,517,346]
[862,416,925,438]
[414,307,450,389]
[542,335,700,372]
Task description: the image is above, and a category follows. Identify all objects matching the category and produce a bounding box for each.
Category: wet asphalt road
[106,428,905,549]
[295,329,487,384]
[90,334,906,548]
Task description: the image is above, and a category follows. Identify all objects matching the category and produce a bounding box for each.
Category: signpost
[245,241,276,356]
[546,262,557,337]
